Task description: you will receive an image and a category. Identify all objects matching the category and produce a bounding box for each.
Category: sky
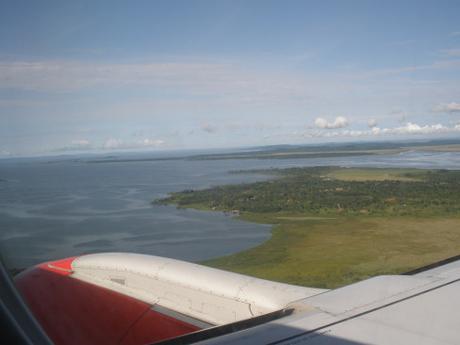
[1,0,460,156]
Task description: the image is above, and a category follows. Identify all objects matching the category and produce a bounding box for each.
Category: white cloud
[3,56,460,156]
[315,116,349,129]
[434,102,460,113]
[102,137,165,150]
[103,138,122,149]
[334,123,452,137]
[299,122,460,140]
[71,139,91,147]
[387,122,447,135]
[0,61,236,91]
[0,60,310,107]
[142,138,165,147]
[52,137,166,153]
[367,118,378,128]
[363,122,455,136]
[314,118,328,128]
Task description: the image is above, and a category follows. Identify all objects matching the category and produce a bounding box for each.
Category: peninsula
[155,167,460,288]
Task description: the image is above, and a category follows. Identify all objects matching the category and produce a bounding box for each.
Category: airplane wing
[14,253,460,345]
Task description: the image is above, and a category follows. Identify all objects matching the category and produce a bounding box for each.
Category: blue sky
[1,0,460,156]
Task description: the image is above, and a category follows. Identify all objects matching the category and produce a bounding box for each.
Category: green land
[155,167,460,289]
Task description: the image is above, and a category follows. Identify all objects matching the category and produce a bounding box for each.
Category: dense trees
[156,167,460,217]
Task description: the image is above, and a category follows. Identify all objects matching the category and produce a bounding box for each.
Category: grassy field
[204,216,460,288]
[323,167,425,182]
[156,167,460,289]
[415,144,460,152]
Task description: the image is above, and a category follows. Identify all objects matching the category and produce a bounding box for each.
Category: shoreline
[158,166,460,288]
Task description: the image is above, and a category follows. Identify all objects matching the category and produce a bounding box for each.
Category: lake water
[1,150,460,269]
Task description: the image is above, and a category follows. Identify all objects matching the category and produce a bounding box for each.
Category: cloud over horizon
[367,118,378,128]
[315,116,349,129]
[310,122,459,139]
[57,137,166,153]
[2,2,460,156]
[434,102,460,113]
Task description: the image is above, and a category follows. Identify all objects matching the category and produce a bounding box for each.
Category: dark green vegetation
[156,167,460,289]
[156,167,460,217]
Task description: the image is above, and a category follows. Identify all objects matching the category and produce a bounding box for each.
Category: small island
[155,167,460,289]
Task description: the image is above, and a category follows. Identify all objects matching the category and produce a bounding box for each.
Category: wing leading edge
[14,253,460,345]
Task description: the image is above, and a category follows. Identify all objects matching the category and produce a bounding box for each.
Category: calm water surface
[1,150,460,268]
